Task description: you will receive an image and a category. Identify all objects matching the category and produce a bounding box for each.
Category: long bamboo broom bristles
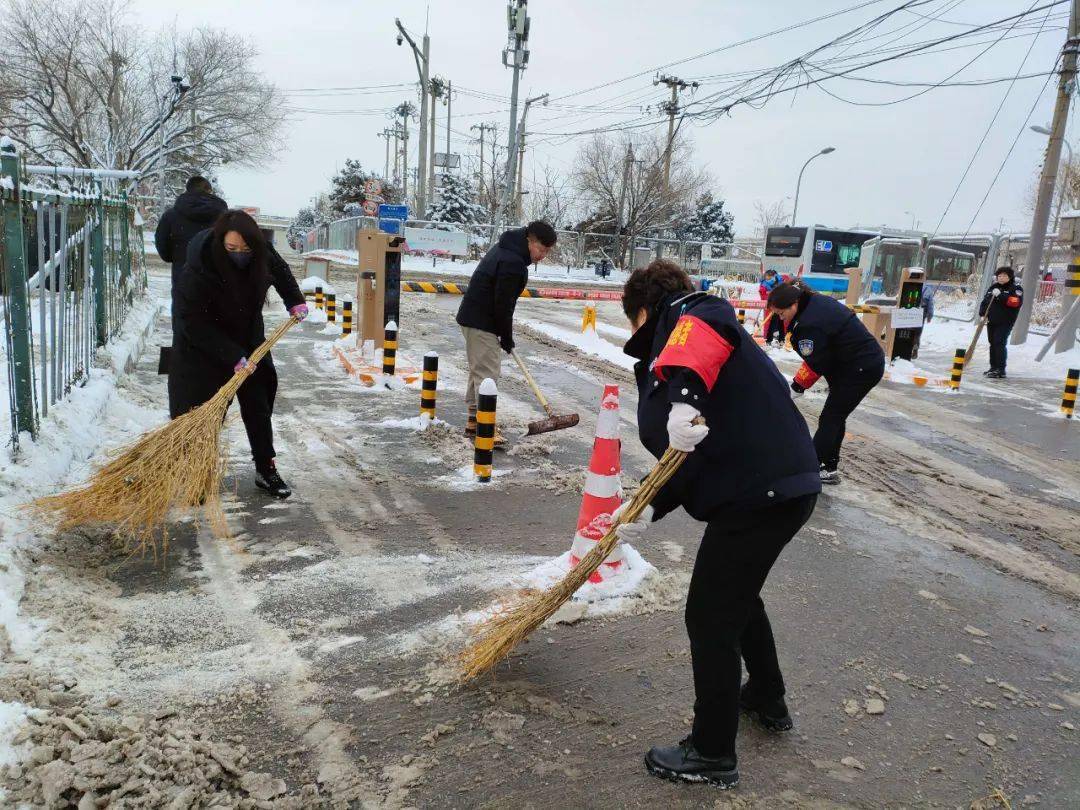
[458,444,691,682]
[31,316,299,558]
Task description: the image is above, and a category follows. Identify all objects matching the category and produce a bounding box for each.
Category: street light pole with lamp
[791,147,835,226]
[395,18,430,215]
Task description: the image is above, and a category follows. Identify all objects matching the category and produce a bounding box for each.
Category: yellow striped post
[474,378,498,482]
[315,286,324,311]
[420,352,439,420]
[1068,259,1080,297]
[949,348,965,390]
[737,309,746,325]
[382,320,398,378]
[326,292,337,322]
[1062,368,1079,418]
[342,300,353,337]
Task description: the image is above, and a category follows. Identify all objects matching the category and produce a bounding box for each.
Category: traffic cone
[569,384,624,583]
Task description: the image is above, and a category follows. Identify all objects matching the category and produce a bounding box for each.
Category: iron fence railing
[1,143,146,451]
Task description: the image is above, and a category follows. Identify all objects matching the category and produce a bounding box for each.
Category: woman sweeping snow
[169,209,308,499]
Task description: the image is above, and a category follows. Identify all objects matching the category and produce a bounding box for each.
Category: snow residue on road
[920,318,1080,379]
[519,544,657,604]
[520,318,635,371]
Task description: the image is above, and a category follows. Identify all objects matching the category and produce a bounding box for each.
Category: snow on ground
[520,319,636,371]
[299,275,335,295]
[0,285,165,769]
[920,317,1080,379]
[521,544,657,605]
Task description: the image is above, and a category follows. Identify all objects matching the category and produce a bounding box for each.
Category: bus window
[765,227,806,257]
[812,229,874,274]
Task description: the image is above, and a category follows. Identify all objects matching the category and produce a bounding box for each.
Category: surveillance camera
[397,34,403,46]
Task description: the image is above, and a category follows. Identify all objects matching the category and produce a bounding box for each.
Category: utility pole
[616,143,634,268]
[445,80,452,161]
[379,129,394,180]
[396,18,430,214]
[516,93,548,221]
[394,101,415,204]
[493,0,531,240]
[428,77,448,212]
[654,74,698,209]
[471,122,496,209]
[1014,0,1080,344]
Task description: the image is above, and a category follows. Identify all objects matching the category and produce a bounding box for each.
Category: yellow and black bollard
[420,352,439,420]
[1062,368,1079,418]
[474,378,498,482]
[949,348,965,391]
[737,309,746,325]
[315,286,325,311]
[382,320,398,378]
[327,293,337,323]
[342,300,353,337]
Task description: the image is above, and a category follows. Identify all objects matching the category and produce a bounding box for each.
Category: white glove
[991,288,1001,297]
[667,402,709,452]
[611,502,654,544]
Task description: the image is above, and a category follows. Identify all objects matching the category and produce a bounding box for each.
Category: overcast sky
[129,0,1071,237]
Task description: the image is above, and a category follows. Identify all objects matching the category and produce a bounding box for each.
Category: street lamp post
[790,146,835,227]
[1031,125,1073,233]
[396,18,430,215]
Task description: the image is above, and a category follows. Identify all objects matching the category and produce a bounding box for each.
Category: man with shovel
[456,221,557,443]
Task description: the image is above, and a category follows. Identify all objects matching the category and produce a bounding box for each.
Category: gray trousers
[461,326,503,411]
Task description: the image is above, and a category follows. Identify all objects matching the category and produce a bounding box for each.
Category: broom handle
[609,417,705,528]
[510,349,555,417]
[964,313,987,366]
[247,316,299,367]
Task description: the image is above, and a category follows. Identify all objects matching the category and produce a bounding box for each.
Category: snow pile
[520,318,635,370]
[374,415,440,431]
[919,319,1080,379]
[298,276,334,295]
[305,306,327,325]
[520,544,657,604]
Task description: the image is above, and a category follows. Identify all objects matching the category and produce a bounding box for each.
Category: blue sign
[378,218,403,235]
[814,239,833,253]
[378,204,408,220]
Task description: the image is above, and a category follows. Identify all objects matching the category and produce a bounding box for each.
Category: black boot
[644,737,739,788]
[740,682,794,732]
[255,461,292,499]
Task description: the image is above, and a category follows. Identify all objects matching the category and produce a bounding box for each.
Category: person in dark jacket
[978,267,1024,378]
[170,210,308,498]
[455,221,557,439]
[768,282,885,485]
[614,260,820,790]
[155,176,228,287]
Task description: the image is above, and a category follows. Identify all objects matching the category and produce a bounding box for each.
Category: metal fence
[1,144,146,450]
[301,216,749,272]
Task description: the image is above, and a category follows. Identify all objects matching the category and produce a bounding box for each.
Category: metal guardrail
[1,144,146,451]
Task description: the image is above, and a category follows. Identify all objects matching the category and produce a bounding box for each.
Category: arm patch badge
[797,339,815,357]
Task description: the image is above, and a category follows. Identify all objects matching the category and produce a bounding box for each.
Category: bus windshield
[811,229,876,274]
[765,227,806,257]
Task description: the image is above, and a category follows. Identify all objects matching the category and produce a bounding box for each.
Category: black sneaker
[740,683,794,732]
[255,464,292,499]
[644,737,739,789]
[819,466,841,485]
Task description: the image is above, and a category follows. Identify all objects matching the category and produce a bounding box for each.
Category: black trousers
[168,356,278,469]
[814,363,884,472]
[986,322,1012,371]
[687,494,817,758]
[765,315,784,344]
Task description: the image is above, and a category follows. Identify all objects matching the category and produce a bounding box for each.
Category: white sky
[129,0,1072,236]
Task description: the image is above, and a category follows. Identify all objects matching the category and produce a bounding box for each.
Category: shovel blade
[525,413,580,436]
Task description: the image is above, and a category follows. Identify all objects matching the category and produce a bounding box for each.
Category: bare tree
[1022,155,1080,231]
[752,199,792,237]
[572,131,710,266]
[525,162,574,227]
[0,0,284,206]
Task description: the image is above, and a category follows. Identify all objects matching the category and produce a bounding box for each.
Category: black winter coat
[978,280,1024,326]
[625,292,821,520]
[789,292,884,385]
[455,228,531,347]
[169,229,304,414]
[155,192,228,286]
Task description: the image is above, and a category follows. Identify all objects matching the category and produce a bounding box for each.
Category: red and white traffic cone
[569,384,624,584]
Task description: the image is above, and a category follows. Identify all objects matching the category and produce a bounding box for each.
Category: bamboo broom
[31,316,299,558]
[458,443,692,682]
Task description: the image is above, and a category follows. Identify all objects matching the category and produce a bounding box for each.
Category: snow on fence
[1,144,147,451]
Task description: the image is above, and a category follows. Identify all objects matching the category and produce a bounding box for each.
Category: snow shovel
[964,313,989,366]
[510,349,580,435]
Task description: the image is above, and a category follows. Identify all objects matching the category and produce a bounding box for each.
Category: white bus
[762,226,878,292]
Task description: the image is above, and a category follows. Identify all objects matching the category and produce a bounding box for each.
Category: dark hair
[766,280,811,310]
[210,210,269,284]
[764,268,777,278]
[622,259,694,320]
[525,220,557,247]
[186,175,213,194]
[995,266,1015,282]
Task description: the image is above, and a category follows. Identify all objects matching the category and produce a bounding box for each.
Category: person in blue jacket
[767,281,885,484]
[615,260,820,789]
